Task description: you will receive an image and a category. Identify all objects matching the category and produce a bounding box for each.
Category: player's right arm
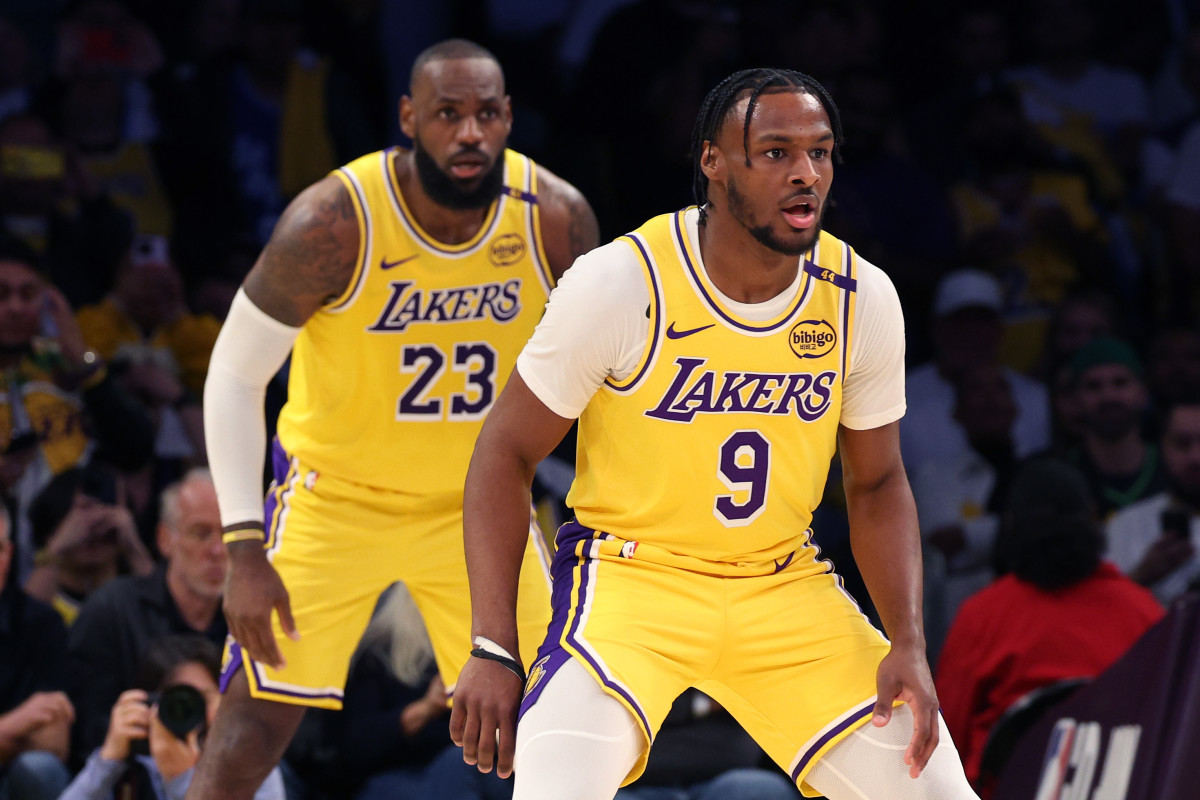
[449,240,649,778]
[204,175,359,670]
[450,373,574,778]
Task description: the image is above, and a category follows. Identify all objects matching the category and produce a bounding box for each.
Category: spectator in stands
[336,583,511,800]
[23,462,152,625]
[0,113,131,309]
[902,269,1050,477]
[912,363,1019,660]
[1145,325,1200,409]
[935,458,1163,787]
[61,634,284,800]
[1062,337,1166,516]
[0,505,72,800]
[1037,285,1116,381]
[66,469,226,761]
[615,688,798,800]
[0,238,153,581]
[77,234,215,478]
[1106,396,1200,604]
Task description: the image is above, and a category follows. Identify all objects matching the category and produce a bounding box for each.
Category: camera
[149,684,208,741]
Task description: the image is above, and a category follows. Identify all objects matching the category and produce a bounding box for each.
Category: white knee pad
[513,656,644,800]
[805,704,980,800]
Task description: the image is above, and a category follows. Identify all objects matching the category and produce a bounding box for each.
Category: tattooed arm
[203,175,359,670]
[244,175,361,325]
[536,167,600,281]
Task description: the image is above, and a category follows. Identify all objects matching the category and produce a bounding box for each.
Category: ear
[700,140,722,181]
[502,94,514,134]
[399,96,415,140]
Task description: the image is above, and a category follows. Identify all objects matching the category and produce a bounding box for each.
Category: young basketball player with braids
[188,39,598,800]
[451,69,980,800]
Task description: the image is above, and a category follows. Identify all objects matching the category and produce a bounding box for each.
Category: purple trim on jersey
[327,166,371,312]
[219,640,343,703]
[543,520,652,737]
[219,639,244,694]
[604,234,662,393]
[506,185,538,204]
[840,243,853,378]
[802,260,858,293]
[262,438,291,548]
[673,210,813,334]
[790,700,875,782]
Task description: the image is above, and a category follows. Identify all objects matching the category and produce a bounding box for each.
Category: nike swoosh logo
[380,254,418,270]
[773,552,794,574]
[665,322,715,339]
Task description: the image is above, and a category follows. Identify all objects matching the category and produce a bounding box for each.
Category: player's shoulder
[850,251,898,302]
[559,237,646,287]
[527,157,599,279]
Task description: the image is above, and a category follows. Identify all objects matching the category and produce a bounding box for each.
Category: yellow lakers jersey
[0,361,89,475]
[567,210,858,569]
[276,148,554,506]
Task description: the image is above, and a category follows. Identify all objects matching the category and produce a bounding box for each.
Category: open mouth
[449,156,487,180]
[782,199,817,229]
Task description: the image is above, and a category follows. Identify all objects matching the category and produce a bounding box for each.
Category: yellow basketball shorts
[219,438,553,709]
[519,520,891,796]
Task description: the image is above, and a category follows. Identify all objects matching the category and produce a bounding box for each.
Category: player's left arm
[839,420,937,780]
[535,167,599,280]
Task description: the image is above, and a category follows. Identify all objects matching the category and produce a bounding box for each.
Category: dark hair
[134,634,221,692]
[690,68,843,225]
[29,462,119,548]
[409,39,502,94]
[0,232,43,274]
[997,458,1103,590]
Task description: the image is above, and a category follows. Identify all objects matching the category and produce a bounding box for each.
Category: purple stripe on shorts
[261,438,290,532]
[219,639,244,694]
[790,701,875,782]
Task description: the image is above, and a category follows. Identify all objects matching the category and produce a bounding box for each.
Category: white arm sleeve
[203,289,301,528]
[516,241,650,419]
[840,258,907,430]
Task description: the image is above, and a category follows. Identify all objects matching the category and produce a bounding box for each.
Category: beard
[725,174,823,257]
[413,136,505,211]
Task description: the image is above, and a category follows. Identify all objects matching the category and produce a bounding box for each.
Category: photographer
[61,635,284,800]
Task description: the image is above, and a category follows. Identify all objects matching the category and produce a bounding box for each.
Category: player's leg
[805,704,978,800]
[513,655,643,800]
[186,667,305,800]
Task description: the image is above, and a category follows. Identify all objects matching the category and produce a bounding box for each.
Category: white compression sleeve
[513,656,642,800]
[806,704,979,800]
[203,288,301,528]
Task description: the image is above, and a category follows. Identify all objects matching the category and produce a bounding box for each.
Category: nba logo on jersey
[525,655,550,696]
[789,320,837,359]
[620,541,638,559]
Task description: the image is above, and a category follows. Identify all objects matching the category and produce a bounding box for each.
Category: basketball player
[450,69,980,800]
[187,40,598,799]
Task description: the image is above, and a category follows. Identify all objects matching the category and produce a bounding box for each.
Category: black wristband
[470,647,526,683]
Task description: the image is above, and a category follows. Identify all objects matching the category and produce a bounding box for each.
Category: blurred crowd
[1,0,1199,798]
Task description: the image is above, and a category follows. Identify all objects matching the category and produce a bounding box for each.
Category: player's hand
[224,537,299,670]
[872,643,939,779]
[449,655,524,779]
[99,690,150,762]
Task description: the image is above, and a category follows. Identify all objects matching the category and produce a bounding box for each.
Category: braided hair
[690,68,843,225]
